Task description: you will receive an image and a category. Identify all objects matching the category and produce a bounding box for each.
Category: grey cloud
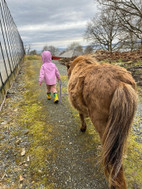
[21,27,84,44]
[6,0,98,49]
[9,0,96,25]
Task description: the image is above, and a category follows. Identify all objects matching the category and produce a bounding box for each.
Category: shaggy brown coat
[67,55,137,189]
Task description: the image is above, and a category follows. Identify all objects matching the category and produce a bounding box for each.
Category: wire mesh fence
[0,0,25,90]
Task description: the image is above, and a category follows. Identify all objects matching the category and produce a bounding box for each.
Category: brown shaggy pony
[67,55,137,189]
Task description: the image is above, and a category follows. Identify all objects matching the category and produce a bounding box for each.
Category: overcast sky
[6,0,98,51]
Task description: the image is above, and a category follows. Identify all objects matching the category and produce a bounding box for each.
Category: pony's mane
[68,55,99,77]
[71,55,98,67]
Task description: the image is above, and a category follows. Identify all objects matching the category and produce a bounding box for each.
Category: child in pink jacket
[39,51,60,103]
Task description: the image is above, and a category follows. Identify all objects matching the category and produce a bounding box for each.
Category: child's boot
[47,92,51,100]
[54,93,59,103]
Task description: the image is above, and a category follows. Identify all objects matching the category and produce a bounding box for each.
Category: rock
[1,121,8,125]
[21,148,26,156]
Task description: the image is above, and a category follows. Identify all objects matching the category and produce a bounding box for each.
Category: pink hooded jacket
[39,51,60,85]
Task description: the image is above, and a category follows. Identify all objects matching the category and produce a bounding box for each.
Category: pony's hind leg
[79,113,87,132]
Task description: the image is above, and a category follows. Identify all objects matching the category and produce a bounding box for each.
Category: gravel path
[0,56,142,189]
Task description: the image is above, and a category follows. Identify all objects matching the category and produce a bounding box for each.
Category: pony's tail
[102,83,137,188]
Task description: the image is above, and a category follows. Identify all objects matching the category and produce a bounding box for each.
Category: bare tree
[66,42,81,51]
[122,30,141,51]
[84,45,94,54]
[42,45,48,51]
[66,42,84,54]
[42,45,59,56]
[98,0,142,40]
[29,50,37,55]
[74,45,84,54]
[25,44,31,55]
[85,9,125,52]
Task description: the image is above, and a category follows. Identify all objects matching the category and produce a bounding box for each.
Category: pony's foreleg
[79,113,87,132]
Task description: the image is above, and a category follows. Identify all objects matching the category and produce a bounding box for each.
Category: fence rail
[0,0,25,90]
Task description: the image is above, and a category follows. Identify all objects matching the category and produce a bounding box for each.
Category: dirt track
[0,56,142,189]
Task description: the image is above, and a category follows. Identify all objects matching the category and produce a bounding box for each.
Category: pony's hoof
[80,128,86,132]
